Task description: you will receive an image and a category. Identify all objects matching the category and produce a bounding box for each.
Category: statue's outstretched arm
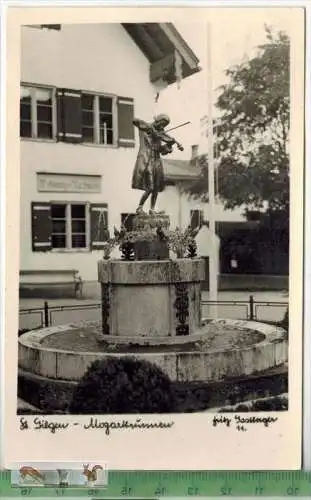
[133,118,151,131]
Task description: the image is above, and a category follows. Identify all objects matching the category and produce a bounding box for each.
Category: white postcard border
[2,5,305,470]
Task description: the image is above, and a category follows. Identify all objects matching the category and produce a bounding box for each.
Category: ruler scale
[1,471,311,497]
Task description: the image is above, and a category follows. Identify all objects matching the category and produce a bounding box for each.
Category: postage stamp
[11,463,108,488]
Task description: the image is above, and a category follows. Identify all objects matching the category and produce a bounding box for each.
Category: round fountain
[18,213,288,412]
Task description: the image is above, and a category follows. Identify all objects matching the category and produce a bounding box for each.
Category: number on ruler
[154,486,166,496]
[88,489,100,496]
[286,487,300,495]
[55,489,65,496]
[255,487,264,495]
[187,486,199,495]
[220,487,232,495]
[121,486,133,496]
[20,488,32,496]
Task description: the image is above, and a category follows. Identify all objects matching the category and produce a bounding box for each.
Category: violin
[133,118,184,152]
[149,126,184,152]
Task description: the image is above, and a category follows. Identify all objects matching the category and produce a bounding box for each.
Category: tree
[187,27,290,221]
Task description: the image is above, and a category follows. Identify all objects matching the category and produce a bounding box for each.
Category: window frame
[50,201,91,252]
[190,209,205,229]
[24,25,61,31]
[81,91,118,148]
[20,82,57,142]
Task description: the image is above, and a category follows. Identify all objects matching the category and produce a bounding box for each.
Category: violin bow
[166,121,191,132]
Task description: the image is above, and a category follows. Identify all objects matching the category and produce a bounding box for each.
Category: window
[51,203,88,250]
[25,24,61,30]
[20,85,55,139]
[40,25,61,30]
[190,209,204,230]
[81,93,115,145]
[31,202,108,252]
[21,85,135,147]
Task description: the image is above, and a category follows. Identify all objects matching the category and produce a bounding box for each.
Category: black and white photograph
[3,6,304,469]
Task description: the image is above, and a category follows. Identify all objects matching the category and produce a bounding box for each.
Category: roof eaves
[159,23,200,69]
[123,22,201,86]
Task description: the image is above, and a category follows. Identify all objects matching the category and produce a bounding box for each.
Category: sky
[153,8,293,158]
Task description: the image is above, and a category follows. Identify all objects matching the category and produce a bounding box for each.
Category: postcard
[2,5,305,469]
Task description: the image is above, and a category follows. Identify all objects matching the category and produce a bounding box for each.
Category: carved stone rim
[19,319,286,356]
[98,258,205,284]
[18,319,287,383]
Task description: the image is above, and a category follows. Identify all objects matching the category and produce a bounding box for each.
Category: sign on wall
[37,173,102,193]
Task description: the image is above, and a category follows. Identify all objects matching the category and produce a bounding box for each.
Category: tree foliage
[187,27,290,219]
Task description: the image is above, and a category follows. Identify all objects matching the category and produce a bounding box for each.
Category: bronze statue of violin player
[131,114,187,214]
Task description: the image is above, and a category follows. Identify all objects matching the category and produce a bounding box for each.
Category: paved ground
[19,289,288,331]
[17,398,39,410]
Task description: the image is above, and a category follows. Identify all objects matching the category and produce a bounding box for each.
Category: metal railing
[19,301,101,331]
[19,295,288,332]
[201,296,288,323]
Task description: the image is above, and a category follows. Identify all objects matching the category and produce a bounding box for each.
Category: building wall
[20,24,157,281]
[157,185,242,287]
[159,186,244,228]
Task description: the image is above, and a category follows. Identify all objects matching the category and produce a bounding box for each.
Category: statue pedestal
[132,212,170,260]
[98,258,204,337]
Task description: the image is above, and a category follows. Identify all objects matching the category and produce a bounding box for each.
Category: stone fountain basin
[18,319,287,384]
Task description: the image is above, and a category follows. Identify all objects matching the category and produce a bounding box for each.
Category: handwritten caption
[212,414,278,432]
[19,417,175,435]
[19,414,279,435]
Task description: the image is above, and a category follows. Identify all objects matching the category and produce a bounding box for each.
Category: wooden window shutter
[56,89,64,140]
[117,97,135,148]
[190,209,204,230]
[31,202,52,252]
[56,88,82,143]
[90,204,109,250]
[40,24,61,30]
[121,213,135,231]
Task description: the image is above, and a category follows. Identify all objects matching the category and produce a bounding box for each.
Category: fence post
[44,301,49,327]
[249,295,254,321]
